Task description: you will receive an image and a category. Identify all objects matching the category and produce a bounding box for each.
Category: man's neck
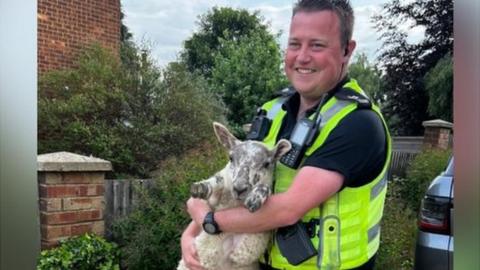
[298,96,321,119]
[296,76,349,119]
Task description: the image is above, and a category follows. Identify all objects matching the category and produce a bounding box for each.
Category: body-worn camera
[276,222,317,265]
[246,109,271,141]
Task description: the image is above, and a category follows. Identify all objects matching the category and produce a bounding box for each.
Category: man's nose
[296,46,311,63]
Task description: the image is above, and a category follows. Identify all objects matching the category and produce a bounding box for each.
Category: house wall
[38,0,120,73]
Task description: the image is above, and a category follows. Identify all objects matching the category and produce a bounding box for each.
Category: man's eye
[312,43,324,50]
[288,42,300,49]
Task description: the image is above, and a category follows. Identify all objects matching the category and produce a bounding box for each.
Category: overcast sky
[121,0,424,67]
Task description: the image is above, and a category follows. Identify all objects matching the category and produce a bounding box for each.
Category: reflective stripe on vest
[261,79,392,270]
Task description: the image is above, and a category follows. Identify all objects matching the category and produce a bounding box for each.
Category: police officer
[182,0,391,269]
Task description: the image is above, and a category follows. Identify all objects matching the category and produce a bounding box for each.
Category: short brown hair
[292,0,354,48]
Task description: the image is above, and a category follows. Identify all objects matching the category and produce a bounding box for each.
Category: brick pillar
[422,119,453,150]
[37,151,112,249]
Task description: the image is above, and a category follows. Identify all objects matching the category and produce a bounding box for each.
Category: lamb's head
[214,122,291,212]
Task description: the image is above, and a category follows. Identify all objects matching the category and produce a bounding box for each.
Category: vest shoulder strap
[334,88,372,109]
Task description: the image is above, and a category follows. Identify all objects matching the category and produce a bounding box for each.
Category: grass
[375,177,418,270]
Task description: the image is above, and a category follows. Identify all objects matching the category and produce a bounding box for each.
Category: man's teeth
[296,68,315,74]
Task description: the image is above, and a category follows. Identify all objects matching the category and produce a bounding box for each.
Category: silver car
[414,157,454,270]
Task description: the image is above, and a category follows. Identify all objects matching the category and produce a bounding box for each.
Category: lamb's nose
[234,186,247,196]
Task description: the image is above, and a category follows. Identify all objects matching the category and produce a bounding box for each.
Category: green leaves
[37,234,120,270]
[424,54,453,122]
[181,7,269,77]
[38,43,227,178]
[211,31,288,132]
[178,7,287,136]
[348,53,384,106]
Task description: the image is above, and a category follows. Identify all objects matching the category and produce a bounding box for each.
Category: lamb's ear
[213,122,240,150]
[272,139,292,161]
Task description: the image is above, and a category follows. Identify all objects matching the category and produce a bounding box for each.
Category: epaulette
[334,88,372,109]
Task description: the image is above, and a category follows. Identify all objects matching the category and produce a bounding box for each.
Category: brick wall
[37,152,112,249]
[422,119,453,150]
[38,0,121,73]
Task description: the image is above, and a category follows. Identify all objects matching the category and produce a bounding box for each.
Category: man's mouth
[295,68,316,74]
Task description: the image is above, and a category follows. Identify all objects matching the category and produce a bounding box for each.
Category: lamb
[177,122,291,270]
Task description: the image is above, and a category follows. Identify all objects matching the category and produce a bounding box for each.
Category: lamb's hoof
[191,183,209,199]
[245,193,264,212]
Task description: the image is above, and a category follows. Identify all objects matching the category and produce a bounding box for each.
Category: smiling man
[182,1,392,269]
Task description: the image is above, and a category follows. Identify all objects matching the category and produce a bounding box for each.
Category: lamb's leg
[228,233,269,268]
[244,184,271,212]
[190,172,225,205]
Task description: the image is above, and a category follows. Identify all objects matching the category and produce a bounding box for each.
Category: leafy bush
[111,139,227,269]
[401,148,451,211]
[37,233,120,270]
[38,43,226,178]
[375,177,416,270]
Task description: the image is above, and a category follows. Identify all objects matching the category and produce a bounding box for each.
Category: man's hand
[186,197,211,227]
[181,221,205,270]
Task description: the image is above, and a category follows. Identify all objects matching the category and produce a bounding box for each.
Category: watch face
[204,223,216,234]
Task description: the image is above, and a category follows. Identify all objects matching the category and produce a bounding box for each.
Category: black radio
[279,118,315,169]
[280,94,326,169]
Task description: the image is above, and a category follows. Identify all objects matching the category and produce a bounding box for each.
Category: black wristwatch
[202,211,221,235]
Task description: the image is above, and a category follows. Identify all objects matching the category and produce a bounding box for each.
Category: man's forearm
[215,192,298,233]
[187,166,344,234]
[212,167,344,233]
[183,220,202,239]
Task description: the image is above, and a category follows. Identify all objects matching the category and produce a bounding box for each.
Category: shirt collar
[282,76,350,117]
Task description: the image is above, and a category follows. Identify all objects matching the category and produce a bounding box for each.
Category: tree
[180,7,287,135]
[180,7,271,78]
[348,52,384,106]
[424,54,453,121]
[210,31,288,134]
[373,0,453,135]
[120,9,133,42]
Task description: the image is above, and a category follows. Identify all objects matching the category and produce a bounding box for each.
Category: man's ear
[272,139,292,161]
[343,39,356,63]
[213,122,240,150]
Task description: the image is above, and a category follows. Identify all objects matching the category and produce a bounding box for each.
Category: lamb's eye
[262,161,270,168]
[229,155,234,162]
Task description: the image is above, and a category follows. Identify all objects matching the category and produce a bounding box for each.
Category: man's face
[285,10,350,100]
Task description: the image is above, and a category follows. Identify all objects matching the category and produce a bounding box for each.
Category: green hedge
[38,43,226,178]
[402,148,451,211]
[37,234,120,270]
[111,139,227,269]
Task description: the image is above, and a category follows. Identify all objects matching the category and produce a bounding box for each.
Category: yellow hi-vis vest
[260,79,392,270]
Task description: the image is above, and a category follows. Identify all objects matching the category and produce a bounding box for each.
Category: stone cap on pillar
[422,119,453,129]
[38,151,112,172]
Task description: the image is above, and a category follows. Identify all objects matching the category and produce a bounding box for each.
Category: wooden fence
[389,136,423,179]
[104,178,155,237]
